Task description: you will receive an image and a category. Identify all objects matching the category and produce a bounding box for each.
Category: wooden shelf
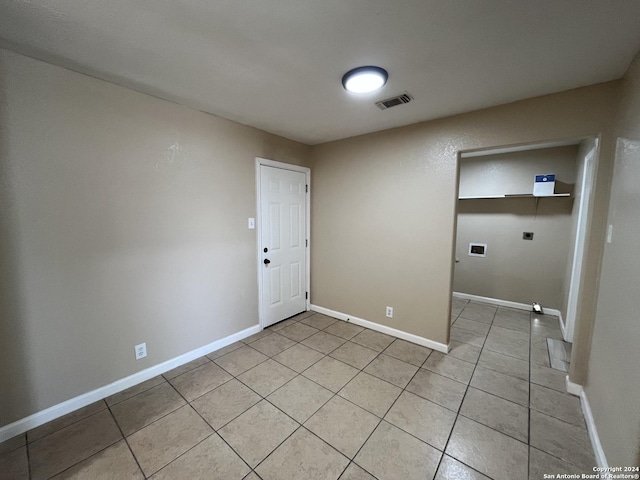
[458,193,571,200]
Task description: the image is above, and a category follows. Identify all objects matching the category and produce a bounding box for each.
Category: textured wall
[454,146,577,309]
[0,49,310,426]
[585,50,640,467]
[0,43,630,451]
[311,82,618,348]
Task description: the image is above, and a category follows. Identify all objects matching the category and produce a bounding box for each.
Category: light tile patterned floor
[0,302,596,479]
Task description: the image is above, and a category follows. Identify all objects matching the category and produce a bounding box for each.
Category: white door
[259,165,307,327]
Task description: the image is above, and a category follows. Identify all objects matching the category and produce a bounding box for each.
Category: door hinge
[306,239,308,247]
[305,292,308,300]
[306,184,308,193]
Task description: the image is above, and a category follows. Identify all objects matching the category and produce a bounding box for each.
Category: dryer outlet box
[468,243,487,257]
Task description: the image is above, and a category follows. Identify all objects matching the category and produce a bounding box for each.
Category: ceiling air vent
[375,92,413,110]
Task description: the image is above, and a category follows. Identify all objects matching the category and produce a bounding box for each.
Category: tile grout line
[528,445,590,472]
[255,425,354,478]
[0,434,26,456]
[19,306,572,479]
[25,433,32,480]
[174,313,327,445]
[330,326,493,474]
[282,310,526,478]
[174,344,349,478]
[527,317,593,470]
[38,439,124,480]
[405,350,532,440]
[156,378,253,478]
[211,314,351,476]
[231,333,341,477]
[24,401,110,444]
[37,411,131,480]
[187,371,290,477]
[253,392,339,474]
[309,344,424,478]
[24,310,426,478]
[454,307,581,475]
[247,321,426,478]
[105,402,148,479]
[10,311,322,480]
[113,373,242,477]
[465,379,527,408]
[456,309,590,472]
[113,380,215,437]
[433,304,498,480]
[26,406,122,480]
[443,304,540,474]
[327,339,432,479]
[107,385,158,408]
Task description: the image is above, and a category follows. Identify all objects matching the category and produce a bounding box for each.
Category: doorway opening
[450,137,599,369]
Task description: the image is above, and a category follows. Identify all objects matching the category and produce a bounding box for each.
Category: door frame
[452,136,599,343]
[563,139,598,342]
[255,158,311,329]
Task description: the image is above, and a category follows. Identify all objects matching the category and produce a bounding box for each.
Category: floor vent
[375,92,413,110]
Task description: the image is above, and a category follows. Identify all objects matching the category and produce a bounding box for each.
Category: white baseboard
[562,376,608,469]
[0,324,261,443]
[559,313,567,339]
[580,389,609,469]
[453,292,532,311]
[453,292,563,320]
[310,305,448,353]
[565,375,583,397]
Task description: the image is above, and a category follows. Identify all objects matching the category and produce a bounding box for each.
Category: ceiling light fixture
[342,66,388,94]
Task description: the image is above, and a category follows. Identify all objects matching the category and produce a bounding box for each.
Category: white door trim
[564,140,598,342]
[255,158,311,329]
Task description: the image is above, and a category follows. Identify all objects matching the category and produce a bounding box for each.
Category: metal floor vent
[375,92,413,110]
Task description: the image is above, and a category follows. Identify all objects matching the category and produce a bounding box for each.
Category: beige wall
[311,82,618,349]
[454,147,577,309]
[584,51,640,467]
[458,146,577,198]
[2,44,634,472]
[0,49,310,426]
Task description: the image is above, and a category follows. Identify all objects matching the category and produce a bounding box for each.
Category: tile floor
[1,300,596,479]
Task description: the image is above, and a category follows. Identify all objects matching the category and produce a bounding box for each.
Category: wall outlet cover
[385,306,394,318]
[135,343,147,360]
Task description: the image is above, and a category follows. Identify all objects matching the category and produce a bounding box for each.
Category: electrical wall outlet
[386,306,394,318]
[135,343,147,360]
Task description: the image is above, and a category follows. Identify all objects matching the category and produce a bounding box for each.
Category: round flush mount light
[342,66,388,93]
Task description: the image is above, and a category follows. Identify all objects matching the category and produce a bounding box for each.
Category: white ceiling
[1,1,640,145]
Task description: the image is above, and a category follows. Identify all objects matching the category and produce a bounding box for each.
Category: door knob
[264,259,271,265]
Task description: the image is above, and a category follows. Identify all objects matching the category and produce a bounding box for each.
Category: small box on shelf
[533,174,555,197]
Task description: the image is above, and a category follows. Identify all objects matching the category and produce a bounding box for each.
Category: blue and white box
[533,174,555,196]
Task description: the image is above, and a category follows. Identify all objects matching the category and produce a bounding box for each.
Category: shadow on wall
[0,55,34,427]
